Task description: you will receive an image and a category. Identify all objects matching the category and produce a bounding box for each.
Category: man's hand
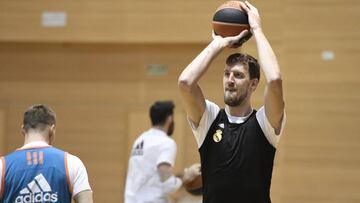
[212,29,251,49]
[183,163,201,183]
[240,1,262,32]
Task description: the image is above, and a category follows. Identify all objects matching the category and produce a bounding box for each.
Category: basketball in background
[184,174,202,196]
[212,1,250,37]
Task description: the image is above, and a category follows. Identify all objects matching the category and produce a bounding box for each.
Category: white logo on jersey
[218,123,224,128]
[15,173,58,203]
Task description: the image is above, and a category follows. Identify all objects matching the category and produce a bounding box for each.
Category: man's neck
[24,133,49,145]
[225,102,253,117]
[152,126,167,134]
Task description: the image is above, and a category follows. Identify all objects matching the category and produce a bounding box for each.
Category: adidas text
[15,192,58,203]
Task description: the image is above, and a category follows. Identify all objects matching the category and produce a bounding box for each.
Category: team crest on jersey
[132,140,144,156]
[213,130,223,143]
[15,173,58,203]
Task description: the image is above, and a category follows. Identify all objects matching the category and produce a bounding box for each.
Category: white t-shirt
[0,141,91,198]
[188,100,286,148]
[124,128,181,203]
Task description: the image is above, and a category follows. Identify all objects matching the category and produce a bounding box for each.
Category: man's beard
[167,121,175,136]
[224,90,248,107]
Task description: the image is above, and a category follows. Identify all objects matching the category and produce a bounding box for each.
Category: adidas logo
[131,140,144,156]
[15,173,58,203]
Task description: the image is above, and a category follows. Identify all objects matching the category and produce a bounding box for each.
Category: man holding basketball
[178,1,286,203]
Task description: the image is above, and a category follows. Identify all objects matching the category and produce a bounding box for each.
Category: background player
[0,104,93,203]
[124,101,201,203]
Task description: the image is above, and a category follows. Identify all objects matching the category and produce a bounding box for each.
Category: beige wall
[0,0,282,43]
[0,0,359,202]
[0,110,5,155]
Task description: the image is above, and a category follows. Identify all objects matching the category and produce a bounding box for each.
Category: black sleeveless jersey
[199,109,276,203]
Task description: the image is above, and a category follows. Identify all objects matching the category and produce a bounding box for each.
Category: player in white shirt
[124,101,201,203]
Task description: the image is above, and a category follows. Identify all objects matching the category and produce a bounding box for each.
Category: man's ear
[48,124,56,145]
[21,125,26,136]
[49,124,56,135]
[250,78,259,92]
[166,115,173,123]
[50,124,56,131]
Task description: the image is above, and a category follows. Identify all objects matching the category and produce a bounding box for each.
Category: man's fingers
[239,1,249,13]
[234,30,250,41]
[245,1,255,9]
[191,163,201,170]
[212,31,217,39]
[245,1,258,13]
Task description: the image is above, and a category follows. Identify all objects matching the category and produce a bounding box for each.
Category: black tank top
[199,109,276,203]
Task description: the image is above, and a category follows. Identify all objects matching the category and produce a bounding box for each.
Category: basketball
[212,1,250,37]
[184,174,203,196]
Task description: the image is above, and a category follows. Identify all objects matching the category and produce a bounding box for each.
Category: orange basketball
[184,174,203,196]
[212,1,250,37]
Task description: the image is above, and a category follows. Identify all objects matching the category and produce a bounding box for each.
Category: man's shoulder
[2,150,16,159]
[205,99,221,109]
[66,153,84,166]
[136,129,176,148]
[205,100,222,117]
[154,135,176,147]
[164,137,176,146]
[254,106,265,121]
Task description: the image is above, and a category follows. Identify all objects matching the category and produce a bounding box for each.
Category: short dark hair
[226,53,260,80]
[23,104,56,132]
[150,101,175,126]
